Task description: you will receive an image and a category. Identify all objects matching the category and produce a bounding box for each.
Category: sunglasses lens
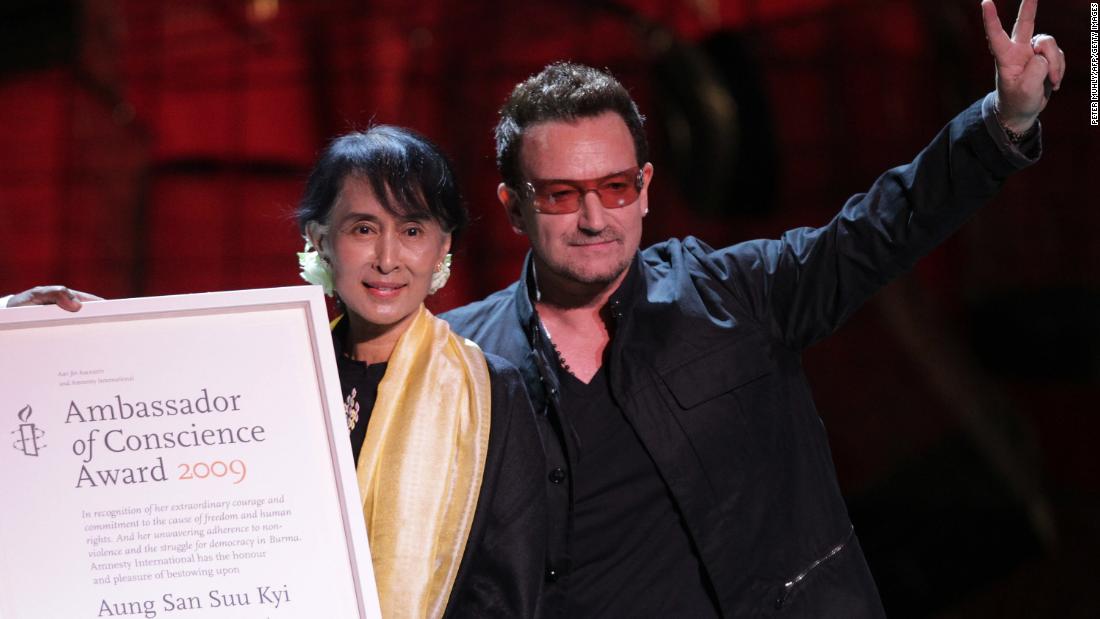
[535,187,581,214]
[528,168,641,214]
[595,175,639,209]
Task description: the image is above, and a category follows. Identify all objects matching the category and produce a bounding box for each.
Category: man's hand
[6,286,102,312]
[982,0,1065,134]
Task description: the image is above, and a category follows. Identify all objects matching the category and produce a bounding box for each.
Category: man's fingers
[31,286,81,312]
[54,295,83,312]
[53,288,102,311]
[9,285,101,312]
[1032,35,1065,89]
[981,0,1013,55]
[71,290,104,302]
[1020,53,1051,99]
[1011,0,1038,43]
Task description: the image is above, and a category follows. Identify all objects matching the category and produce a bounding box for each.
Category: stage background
[1,1,1096,616]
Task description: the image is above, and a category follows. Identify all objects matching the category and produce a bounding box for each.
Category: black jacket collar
[510,251,644,415]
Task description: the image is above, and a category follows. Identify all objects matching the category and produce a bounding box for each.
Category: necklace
[344,387,360,430]
[540,321,572,375]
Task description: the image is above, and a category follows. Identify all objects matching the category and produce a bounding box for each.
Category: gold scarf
[351,305,492,619]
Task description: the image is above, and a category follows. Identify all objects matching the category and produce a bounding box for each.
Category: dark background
[1,1,1096,615]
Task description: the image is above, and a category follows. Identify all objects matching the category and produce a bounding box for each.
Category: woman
[4,126,546,619]
[296,126,545,619]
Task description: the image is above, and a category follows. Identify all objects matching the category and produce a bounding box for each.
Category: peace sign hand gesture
[982,0,1065,134]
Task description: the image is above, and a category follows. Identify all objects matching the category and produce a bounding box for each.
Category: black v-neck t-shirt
[556,365,720,617]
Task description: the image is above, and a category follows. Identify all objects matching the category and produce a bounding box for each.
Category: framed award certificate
[0,286,381,618]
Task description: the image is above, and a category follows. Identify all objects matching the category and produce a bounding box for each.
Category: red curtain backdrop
[2,1,1095,615]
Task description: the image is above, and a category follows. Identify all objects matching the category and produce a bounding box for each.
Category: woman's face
[315,175,451,336]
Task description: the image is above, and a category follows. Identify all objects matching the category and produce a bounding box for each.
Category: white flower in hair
[428,253,452,295]
[298,237,335,297]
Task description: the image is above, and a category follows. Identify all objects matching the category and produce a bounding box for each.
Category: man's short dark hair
[495,62,648,190]
[296,125,468,245]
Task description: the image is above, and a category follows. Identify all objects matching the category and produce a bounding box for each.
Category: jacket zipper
[774,526,854,610]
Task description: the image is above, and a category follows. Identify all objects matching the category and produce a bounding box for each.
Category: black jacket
[442,94,1038,617]
[444,354,548,618]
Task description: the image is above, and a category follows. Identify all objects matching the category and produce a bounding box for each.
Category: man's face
[501,112,653,294]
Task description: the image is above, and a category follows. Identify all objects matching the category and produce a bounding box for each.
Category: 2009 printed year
[177,459,246,484]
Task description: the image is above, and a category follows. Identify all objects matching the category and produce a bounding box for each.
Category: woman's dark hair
[296,125,468,245]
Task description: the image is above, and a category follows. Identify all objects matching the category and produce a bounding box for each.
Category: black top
[331,318,388,463]
[340,357,387,463]
[555,356,720,617]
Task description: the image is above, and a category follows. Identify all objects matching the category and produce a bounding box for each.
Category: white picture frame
[0,286,380,618]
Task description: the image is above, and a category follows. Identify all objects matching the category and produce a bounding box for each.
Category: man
[441,0,1064,616]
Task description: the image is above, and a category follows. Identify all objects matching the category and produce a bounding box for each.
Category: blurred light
[248,0,279,23]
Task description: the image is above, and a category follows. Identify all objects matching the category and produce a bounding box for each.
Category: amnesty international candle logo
[11,404,46,456]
